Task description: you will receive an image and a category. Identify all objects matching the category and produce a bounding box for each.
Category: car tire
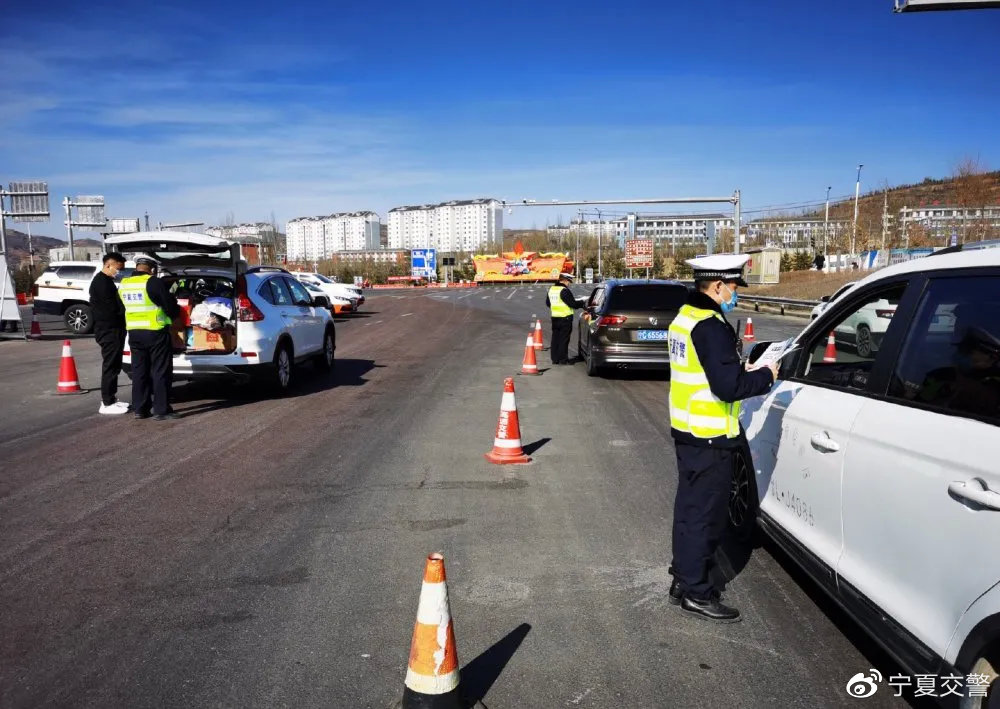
[856,324,873,358]
[586,346,601,377]
[272,342,293,393]
[64,304,93,335]
[728,446,759,543]
[314,328,336,372]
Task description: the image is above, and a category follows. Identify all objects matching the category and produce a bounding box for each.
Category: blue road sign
[411,248,437,279]
[950,230,958,247]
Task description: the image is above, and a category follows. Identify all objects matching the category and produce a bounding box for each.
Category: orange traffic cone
[57,340,83,393]
[400,553,463,709]
[28,313,42,339]
[532,316,545,350]
[742,317,755,344]
[520,334,540,375]
[485,377,531,464]
[823,332,837,363]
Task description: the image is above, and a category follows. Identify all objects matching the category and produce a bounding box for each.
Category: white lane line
[401,313,413,317]
[481,295,490,299]
[458,292,475,300]
[375,320,384,324]
[506,288,518,300]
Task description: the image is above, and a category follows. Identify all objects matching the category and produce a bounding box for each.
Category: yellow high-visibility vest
[548,285,572,318]
[119,274,171,331]
[668,304,740,439]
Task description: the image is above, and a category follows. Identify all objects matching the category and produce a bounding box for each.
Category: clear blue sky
[1,0,998,237]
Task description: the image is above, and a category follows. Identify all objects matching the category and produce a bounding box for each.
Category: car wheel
[64,304,93,335]
[959,647,998,709]
[585,345,600,377]
[272,342,293,392]
[728,447,758,542]
[315,328,336,372]
[856,324,873,358]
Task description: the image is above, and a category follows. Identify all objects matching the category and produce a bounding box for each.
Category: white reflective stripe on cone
[415,581,450,626]
[58,381,78,387]
[492,438,523,449]
[500,393,516,410]
[62,345,72,357]
[405,666,460,695]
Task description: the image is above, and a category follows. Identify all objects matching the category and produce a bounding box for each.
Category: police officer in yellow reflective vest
[120,257,180,421]
[667,255,778,623]
[545,272,583,364]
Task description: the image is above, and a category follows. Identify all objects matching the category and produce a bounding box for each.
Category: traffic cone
[57,340,83,393]
[742,317,755,344]
[28,313,42,339]
[532,316,545,350]
[485,377,531,464]
[823,332,837,363]
[520,334,540,375]
[400,553,464,709]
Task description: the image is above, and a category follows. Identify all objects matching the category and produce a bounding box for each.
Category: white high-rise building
[388,198,501,252]
[285,211,381,261]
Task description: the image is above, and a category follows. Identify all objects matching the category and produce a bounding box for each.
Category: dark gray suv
[577,279,689,376]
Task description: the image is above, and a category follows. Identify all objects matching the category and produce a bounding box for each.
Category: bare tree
[952,157,993,243]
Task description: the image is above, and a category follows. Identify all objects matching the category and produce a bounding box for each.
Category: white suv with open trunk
[105,232,336,392]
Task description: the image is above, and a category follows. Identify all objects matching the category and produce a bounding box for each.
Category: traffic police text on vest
[666,254,776,625]
[120,274,172,330]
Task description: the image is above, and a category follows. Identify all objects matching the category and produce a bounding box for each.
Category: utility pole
[852,163,863,256]
[576,209,582,280]
[596,208,603,281]
[824,186,831,262]
[144,211,150,231]
[733,189,741,255]
[63,198,75,260]
[881,190,888,251]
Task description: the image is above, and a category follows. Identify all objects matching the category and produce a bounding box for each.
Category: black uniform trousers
[671,443,735,600]
[129,328,173,416]
[550,316,573,364]
[93,325,125,406]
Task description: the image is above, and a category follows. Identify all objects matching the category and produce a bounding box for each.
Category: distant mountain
[2,229,102,264]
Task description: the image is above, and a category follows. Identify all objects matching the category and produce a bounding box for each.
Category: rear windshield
[608,284,687,311]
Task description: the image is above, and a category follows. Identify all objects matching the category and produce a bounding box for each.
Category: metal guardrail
[740,294,820,316]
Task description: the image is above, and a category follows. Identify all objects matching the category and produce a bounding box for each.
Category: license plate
[637,330,669,341]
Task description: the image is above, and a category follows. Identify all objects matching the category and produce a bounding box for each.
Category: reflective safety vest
[548,285,572,318]
[119,274,171,331]
[668,304,740,439]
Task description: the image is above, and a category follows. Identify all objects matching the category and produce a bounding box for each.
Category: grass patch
[744,270,861,300]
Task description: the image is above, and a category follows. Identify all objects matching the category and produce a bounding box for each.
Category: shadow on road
[521,437,551,455]
[459,622,531,707]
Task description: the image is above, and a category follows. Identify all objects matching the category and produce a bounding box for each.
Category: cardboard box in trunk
[192,326,235,351]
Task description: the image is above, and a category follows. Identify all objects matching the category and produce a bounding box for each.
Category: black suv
[577,279,689,376]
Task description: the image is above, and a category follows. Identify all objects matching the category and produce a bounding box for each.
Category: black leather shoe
[153,412,180,421]
[681,596,742,623]
[134,412,150,420]
[668,578,683,606]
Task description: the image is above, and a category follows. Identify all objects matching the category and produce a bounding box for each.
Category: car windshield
[311,274,334,284]
[608,284,687,311]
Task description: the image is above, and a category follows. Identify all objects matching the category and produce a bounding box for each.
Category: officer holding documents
[545,272,583,365]
[667,254,779,623]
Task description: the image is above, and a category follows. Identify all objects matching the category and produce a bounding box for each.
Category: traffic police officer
[120,257,180,421]
[667,254,778,623]
[545,272,583,365]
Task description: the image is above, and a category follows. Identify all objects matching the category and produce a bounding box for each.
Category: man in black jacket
[544,272,583,364]
[90,252,129,414]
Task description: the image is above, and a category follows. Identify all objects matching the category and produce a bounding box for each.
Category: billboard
[8,181,49,222]
[473,240,573,283]
[895,0,1000,10]
[411,248,437,279]
[625,239,654,269]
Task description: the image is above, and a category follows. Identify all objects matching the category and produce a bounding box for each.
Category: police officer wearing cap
[667,254,778,623]
[119,257,180,420]
[545,272,583,365]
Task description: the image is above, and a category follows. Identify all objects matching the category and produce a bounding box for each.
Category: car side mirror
[821,295,831,302]
[312,295,330,308]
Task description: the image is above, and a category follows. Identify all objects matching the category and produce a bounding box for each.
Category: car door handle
[810,432,841,453]
[948,480,1000,510]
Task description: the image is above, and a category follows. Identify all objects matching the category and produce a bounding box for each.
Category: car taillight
[597,315,627,326]
[236,276,265,322]
[875,309,894,319]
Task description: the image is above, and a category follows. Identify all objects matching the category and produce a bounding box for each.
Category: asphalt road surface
[0,287,917,708]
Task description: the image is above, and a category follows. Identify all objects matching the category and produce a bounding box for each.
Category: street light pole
[596,208,603,281]
[852,164,863,256]
[824,186,831,262]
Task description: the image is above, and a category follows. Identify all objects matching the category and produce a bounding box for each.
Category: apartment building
[285,212,381,261]
[746,218,850,248]
[609,213,736,245]
[387,198,501,252]
[899,204,1000,242]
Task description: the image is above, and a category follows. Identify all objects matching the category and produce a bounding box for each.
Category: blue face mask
[720,284,738,313]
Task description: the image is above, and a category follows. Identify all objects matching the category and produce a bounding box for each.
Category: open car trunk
[105,231,243,355]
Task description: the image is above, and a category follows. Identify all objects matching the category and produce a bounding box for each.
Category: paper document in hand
[748,338,798,370]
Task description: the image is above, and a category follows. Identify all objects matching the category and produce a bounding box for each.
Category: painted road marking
[506,289,518,300]
[401,313,413,317]
[481,295,490,299]
[458,292,475,300]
